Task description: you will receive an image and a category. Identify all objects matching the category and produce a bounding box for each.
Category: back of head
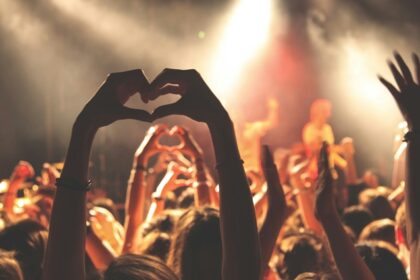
[0,220,47,280]
[278,230,328,280]
[342,206,373,238]
[359,188,394,220]
[359,219,396,247]
[0,251,23,280]
[168,207,222,280]
[104,254,178,280]
[294,272,340,280]
[356,241,407,280]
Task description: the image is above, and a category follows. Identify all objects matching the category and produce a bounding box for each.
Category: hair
[309,99,331,122]
[356,241,407,280]
[167,207,222,280]
[358,188,394,220]
[342,206,373,237]
[395,202,407,245]
[177,188,195,209]
[359,219,396,247]
[140,210,181,239]
[0,220,48,280]
[137,232,171,262]
[294,272,340,280]
[277,229,329,280]
[91,198,120,221]
[0,250,23,280]
[104,254,179,280]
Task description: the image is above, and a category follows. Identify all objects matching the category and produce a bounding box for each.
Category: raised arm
[151,69,261,280]
[42,70,152,280]
[259,145,289,277]
[4,161,35,215]
[315,143,375,280]
[122,124,166,253]
[379,51,420,279]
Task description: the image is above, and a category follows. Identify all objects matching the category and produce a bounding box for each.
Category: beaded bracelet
[56,177,92,192]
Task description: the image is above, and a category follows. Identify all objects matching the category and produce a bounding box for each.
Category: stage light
[208,0,273,102]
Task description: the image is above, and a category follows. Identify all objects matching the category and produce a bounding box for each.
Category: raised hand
[172,126,203,159]
[259,145,290,277]
[134,124,168,165]
[10,161,35,181]
[78,69,152,128]
[261,145,288,216]
[314,142,334,221]
[149,69,227,123]
[379,52,420,130]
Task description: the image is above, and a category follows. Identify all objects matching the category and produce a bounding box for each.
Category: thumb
[152,100,184,119]
[120,107,152,122]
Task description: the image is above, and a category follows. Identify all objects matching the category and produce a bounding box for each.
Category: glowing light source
[209,0,272,102]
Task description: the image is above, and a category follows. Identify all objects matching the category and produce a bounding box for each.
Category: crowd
[0,52,419,280]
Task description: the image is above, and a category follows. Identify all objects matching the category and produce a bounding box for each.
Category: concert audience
[0,51,418,280]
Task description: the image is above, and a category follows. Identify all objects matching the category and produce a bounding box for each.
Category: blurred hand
[78,70,152,128]
[261,145,289,218]
[172,126,203,159]
[149,69,227,123]
[314,142,334,220]
[340,137,355,157]
[134,124,168,165]
[379,52,420,131]
[11,161,35,181]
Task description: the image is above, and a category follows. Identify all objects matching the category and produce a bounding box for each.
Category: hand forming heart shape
[79,67,226,129]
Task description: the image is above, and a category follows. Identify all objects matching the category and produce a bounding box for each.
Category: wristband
[56,177,92,192]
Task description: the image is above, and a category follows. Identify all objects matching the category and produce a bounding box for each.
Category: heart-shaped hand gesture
[78,69,152,128]
[149,68,228,124]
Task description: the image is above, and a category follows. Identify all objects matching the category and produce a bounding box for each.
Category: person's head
[395,202,407,247]
[140,210,181,240]
[309,99,331,124]
[362,170,380,188]
[0,220,48,280]
[359,189,394,220]
[342,205,373,238]
[177,188,195,209]
[0,251,23,280]
[356,241,407,280]
[277,229,329,280]
[359,219,396,248]
[294,272,340,280]
[104,254,178,280]
[167,207,222,280]
[138,232,171,262]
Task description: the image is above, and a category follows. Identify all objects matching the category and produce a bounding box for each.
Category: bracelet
[56,177,92,192]
[403,131,420,142]
[215,159,244,170]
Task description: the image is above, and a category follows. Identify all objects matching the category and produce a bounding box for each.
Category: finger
[149,68,186,100]
[388,61,406,90]
[394,52,414,85]
[414,53,420,85]
[152,100,184,119]
[378,76,400,102]
[150,84,185,101]
[119,107,152,122]
[261,145,275,169]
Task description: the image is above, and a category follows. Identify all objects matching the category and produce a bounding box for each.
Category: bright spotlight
[209,0,272,102]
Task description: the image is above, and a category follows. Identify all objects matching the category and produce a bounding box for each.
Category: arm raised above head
[43,70,152,280]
